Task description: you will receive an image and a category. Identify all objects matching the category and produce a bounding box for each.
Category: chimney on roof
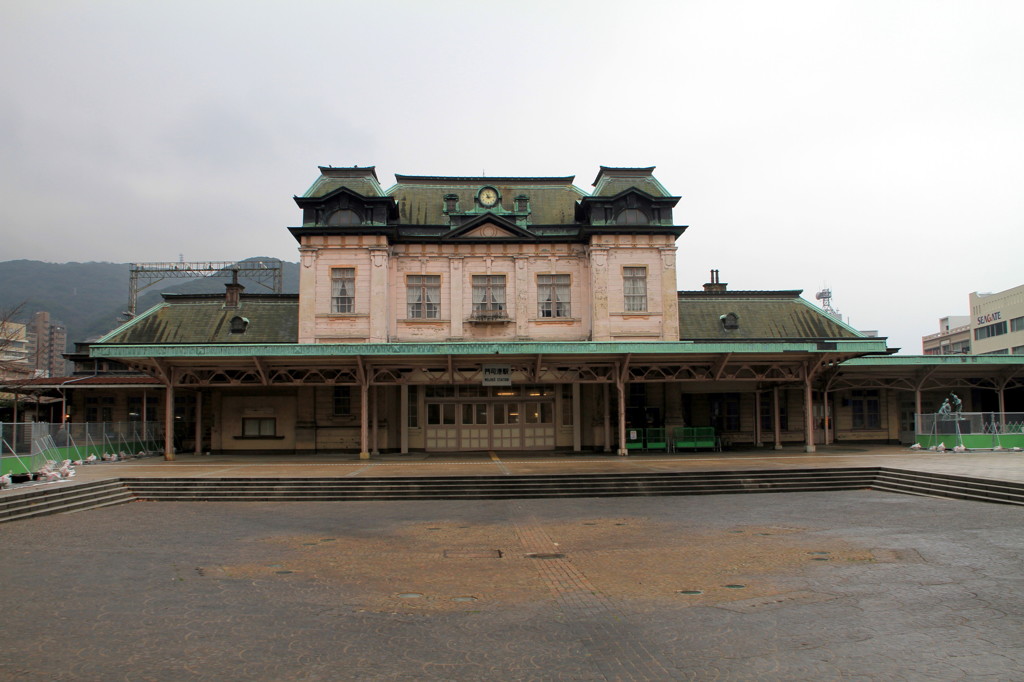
[703,269,727,293]
[224,269,244,308]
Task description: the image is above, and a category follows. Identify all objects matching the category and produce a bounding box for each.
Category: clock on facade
[478,187,499,208]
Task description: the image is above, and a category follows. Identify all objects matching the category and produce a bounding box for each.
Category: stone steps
[1,467,1020,523]
[0,479,135,523]
[122,468,877,501]
[872,468,1024,506]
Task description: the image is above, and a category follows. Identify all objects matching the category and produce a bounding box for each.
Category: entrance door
[425,402,457,450]
[420,385,561,452]
[459,403,489,450]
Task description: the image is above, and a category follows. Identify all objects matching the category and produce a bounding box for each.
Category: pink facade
[298,234,678,344]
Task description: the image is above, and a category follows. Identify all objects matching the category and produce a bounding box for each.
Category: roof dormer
[577,166,681,227]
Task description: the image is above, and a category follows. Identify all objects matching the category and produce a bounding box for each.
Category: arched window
[229,316,250,334]
[615,208,648,225]
[327,209,361,226]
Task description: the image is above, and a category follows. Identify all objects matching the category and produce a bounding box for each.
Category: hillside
[0,259,299,347]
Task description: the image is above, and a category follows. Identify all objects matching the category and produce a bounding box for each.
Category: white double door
[425,400,555,451]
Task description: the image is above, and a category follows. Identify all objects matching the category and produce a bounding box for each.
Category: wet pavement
[1,445,1022,680]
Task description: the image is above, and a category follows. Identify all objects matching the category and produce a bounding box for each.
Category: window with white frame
[623,266,648,312]
[537,274,570,318]
[331,268,355,313]
[472,275,506,315]
[407,275,441,319]
[242,417,276,437]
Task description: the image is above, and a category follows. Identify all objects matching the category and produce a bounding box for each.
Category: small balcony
[468,309,511,324]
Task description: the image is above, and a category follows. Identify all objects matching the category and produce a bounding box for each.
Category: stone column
[359,381,370,460]
[297,245,319,343]
[514,256,529,338]
[590,247,610,341]
[660,245,679,340]
[804,377,816,453]
[449,257,464,339]
[368,246,389,342]
[914,389,922,437]
[617,379,627,456]
[164,380,175,461]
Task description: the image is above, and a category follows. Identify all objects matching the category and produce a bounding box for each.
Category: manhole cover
[677,590,703,595]
[808,551,831,555]
[275,570,294,575]
[724,584,746,589]
[444,549,503,559]
[526,553,565,559]
[397,593,423,599]
[452,596,477,602]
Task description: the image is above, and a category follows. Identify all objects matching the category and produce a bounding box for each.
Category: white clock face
[479,188,498,206]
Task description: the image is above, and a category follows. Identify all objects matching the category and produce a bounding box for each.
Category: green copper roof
[591,167,673,198]
[98,295,298,345]
[387,176,586,225]
[678,291,865,340]
[302,166,385,198]
[841,355,1024,367]
[91,338,889,359]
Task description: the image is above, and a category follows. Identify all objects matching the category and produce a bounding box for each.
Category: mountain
[0,259,299,346]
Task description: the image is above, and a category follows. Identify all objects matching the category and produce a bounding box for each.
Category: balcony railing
[468,309,511,324]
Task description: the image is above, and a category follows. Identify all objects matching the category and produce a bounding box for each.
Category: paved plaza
[1,451,1023,680]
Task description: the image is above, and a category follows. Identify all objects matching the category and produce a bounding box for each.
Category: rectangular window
[760,394,788,432]
[1011,316,1024,333]
[242,417,276,437]
[537,274,570,318]
[975,321,1007,340]
[406,275,441,319]
[472,275,506,316]
[333,387,352,416]
[623,267,648,312]
[331,268,355,313]
[711,393,741,432]
[851,390,881,429]
[1013,345,1024,355]
[407,386,418,427]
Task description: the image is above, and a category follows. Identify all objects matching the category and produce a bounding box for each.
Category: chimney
[224,269,245,308]
[703,269,728,293]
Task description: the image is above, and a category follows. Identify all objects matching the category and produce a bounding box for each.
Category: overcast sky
[2,1,1022,354]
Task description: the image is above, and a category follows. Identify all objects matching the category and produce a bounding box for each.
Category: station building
[34,166,1024,457]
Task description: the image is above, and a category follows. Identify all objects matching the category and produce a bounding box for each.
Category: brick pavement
[1,489,1022,680]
